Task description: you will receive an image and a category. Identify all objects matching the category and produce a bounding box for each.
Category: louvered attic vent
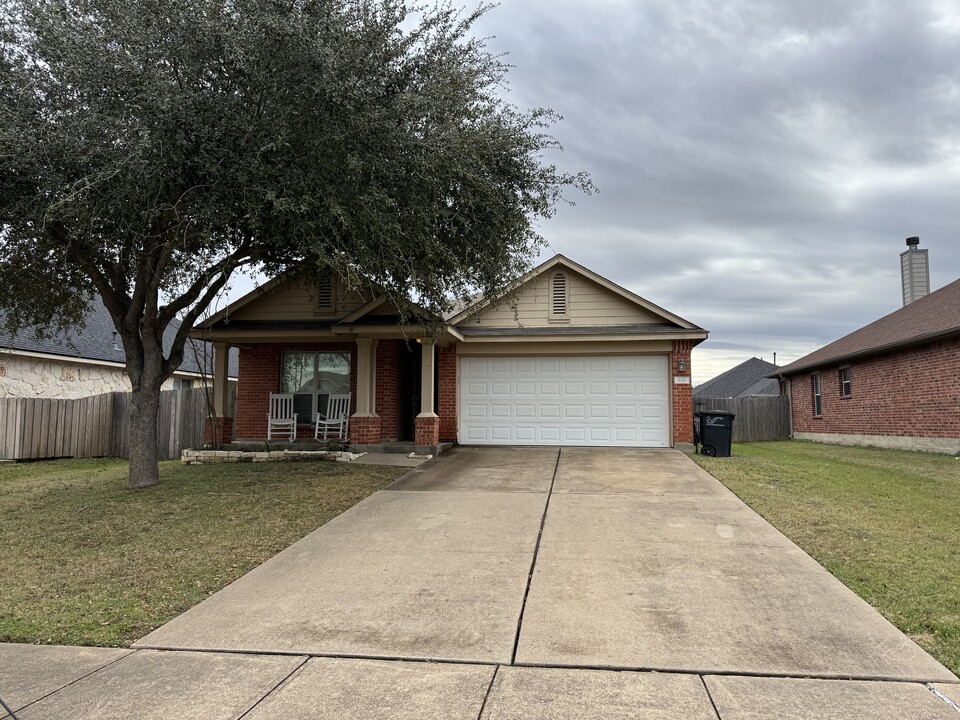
[551,273,567,315]
[316,279,334,311]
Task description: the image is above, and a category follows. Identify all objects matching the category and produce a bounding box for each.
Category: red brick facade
[204,416,233,447]
[415,415,440,447]
[235,342,357,440]
[376,341,401,441]
[672,340,694,444]
[224,337,703,448]
[789,335,960,439]
[438,345,457,442]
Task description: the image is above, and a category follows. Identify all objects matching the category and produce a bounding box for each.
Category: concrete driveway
[4,448,958,719]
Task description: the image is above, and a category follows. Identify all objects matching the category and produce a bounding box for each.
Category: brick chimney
[900,237,930,306]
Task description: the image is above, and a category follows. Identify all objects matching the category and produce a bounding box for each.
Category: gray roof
[0,299,238,378]
[694,357,781,399]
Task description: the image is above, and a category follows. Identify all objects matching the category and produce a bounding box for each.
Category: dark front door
[397,342,421,441]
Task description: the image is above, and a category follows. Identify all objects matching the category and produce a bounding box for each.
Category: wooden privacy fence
[695,395,791,443]
[0,387,235,461]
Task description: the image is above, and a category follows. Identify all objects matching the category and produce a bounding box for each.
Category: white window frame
[839,366,852,398]
[280,351,351,422]
[811,372,822,417]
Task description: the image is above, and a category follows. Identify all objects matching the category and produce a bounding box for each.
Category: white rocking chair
[267,393,298,442]
[315,393,351,441]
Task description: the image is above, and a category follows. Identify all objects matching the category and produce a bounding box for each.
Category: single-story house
[775,263,960,454]
[193,255,709,452]
[693,357,781,400]
[0,300,238,400]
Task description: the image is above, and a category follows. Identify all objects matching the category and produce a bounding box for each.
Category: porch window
[280,351,350,422]
[811,372,822,417]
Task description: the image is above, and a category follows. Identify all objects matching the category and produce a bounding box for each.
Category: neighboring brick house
[775,274,960,454]
[0,300,238,399]
[193,255,709,453]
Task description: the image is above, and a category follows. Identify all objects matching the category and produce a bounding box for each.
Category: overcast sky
[467,0,960,384]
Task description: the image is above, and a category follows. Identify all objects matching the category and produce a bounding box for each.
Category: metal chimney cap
[906,236,920,247]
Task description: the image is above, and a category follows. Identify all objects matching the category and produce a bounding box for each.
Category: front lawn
[693,441,960,675]
[0,458,406,647]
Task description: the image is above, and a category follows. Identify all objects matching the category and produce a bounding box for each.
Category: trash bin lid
[695,411,736,418]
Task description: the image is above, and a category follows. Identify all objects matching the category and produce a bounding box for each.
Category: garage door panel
[459,355,670,448]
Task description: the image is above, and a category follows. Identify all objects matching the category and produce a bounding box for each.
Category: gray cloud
[472,0,960,382]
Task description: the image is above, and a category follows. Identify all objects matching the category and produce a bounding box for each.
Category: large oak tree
[0,0,590,488]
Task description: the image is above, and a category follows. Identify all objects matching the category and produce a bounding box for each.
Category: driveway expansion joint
[474,665,501,720]
[236,656,309,720]
[928,684,960,714]
[698,675,723,720]
[510,447,561,665]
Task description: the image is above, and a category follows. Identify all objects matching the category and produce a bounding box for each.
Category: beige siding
[235,280,371,321]
[465,272,664,328]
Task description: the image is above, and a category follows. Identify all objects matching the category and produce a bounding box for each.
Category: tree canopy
[0,0,592,487]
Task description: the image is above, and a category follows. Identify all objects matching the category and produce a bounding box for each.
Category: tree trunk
[127,383,162,489]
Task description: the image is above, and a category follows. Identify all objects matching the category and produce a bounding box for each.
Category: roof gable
[203,275,376,327]
[450,255,703,331]
[778,277,960,375]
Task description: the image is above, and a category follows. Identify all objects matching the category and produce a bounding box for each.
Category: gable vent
[316,278,334,311]
[551,272,567,315]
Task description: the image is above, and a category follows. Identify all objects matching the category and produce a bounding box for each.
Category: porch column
[205,341,233,446]
[351,338,381,444]
[213,342,230,417]
[415,339,440,450]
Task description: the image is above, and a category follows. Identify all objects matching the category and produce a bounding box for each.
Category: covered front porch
[204,335,457,454]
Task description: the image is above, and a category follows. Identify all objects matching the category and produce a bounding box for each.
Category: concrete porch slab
[242,657,493,720]
[9,650,303,720]
[704,675,960,720]
[136,490,546,664]
[480,666,717,720]
[388,446,558,493]
[553,447,727,496]
[0,644,131,714]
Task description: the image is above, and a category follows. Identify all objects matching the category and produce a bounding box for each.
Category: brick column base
[350,415,381,445]
[204,417,234,448]
[415,415,440,451]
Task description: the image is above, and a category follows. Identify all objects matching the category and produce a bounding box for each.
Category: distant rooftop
[1,299,238,377]
[694,357,780,399]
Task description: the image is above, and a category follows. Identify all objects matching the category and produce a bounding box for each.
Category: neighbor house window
[811,373,822,417]
[280,351,350,421]
[839,367,852,397]
[549,271,569,319]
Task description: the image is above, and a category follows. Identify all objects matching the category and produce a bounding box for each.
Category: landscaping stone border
[181,449,366,465]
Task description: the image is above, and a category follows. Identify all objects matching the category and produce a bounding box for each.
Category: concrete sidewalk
[3,447,958,719]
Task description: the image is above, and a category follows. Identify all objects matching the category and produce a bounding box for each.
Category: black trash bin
[695,411,735,457]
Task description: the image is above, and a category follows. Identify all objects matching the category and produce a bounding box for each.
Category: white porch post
[212,342,230,417]
[354,338,378,417]
[418,339,438,418]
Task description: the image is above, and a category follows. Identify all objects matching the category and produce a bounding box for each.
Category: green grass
[0,458,407,647]
[692,441,960,675]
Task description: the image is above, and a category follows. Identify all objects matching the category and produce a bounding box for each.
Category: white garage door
[459,355,670,447]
